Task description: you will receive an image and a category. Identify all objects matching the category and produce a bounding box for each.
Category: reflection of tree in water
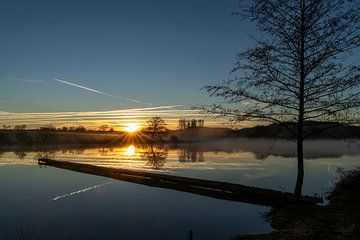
[254,152,269,160]
[62,149,86,155]
[13,150,27,160]
[142,145,168,169]
[0,149,6,158]
[36,150,56,159]
[35,126,58,159]
[178,148,204,163]
[98,147,113,156]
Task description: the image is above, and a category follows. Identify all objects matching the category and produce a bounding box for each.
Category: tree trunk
[294,136,304,200]
[294,0,305,201]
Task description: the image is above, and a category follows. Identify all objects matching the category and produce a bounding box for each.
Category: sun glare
[124,123,139,133]
[126,145,136,155]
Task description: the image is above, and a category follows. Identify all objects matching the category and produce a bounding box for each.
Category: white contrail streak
[11,77,44,83]
[54,78,140,103]
[52,182,113,201]
[129,105,185,111]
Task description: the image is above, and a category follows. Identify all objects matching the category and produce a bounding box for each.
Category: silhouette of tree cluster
[178,118,205,130]
[39,125,56,131]
[203,0,360,199]
[0,124,117,133]
[98,124,114,132]
[41,125,86,132]
[57,126,88,132]
[14,124,27,130]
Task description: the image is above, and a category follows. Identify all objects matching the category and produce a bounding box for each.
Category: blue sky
[0,0,254,114]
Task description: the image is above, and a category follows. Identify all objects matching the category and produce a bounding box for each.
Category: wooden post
[189,230,193,240]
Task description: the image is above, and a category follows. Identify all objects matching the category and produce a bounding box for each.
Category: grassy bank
[0,128,232,146]
[232,168,360,240]
[2,125,360,147]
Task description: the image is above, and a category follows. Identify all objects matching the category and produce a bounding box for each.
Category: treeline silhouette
[1,120,359,147]
[233,122,360,139]
[2,124,115,133]
[0,129,119,146]
[178,118,205,130]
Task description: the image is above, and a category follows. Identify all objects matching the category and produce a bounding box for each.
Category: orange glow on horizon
[124,123,139,133]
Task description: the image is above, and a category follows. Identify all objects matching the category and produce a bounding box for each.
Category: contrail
[52,182,113,201]
[11,77,44,83]
[54,78,140,103]
[129,105,185,111]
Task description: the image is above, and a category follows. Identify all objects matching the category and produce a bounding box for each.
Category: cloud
[0,106,220,129]
[129,105,184,111]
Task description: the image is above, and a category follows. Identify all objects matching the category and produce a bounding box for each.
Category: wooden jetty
[38,158,323,206]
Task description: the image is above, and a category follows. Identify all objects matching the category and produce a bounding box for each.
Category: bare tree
[203,0,360,199]
[144,116,168,140]
[98,124,110,131]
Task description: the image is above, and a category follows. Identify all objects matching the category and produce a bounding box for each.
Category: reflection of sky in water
[0,140,359,239]
[1,165,271,240]
[1,140,359,195]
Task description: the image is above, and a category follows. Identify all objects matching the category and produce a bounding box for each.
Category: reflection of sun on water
[124,123,139,133]
[126,145,136,156]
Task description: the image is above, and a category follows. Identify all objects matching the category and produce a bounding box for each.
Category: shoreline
[232,168,360,240]
[1,127,360,147]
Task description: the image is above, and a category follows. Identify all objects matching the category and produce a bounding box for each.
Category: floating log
[38,158,323,206]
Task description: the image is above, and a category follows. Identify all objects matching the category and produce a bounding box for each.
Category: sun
[124,123,139,133]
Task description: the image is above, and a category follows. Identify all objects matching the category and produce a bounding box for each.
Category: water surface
[0,139,359,239]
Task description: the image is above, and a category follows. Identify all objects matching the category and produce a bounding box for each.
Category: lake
[0,138,359,240]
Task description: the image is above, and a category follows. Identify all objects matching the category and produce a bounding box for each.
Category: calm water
[0,138,359,240]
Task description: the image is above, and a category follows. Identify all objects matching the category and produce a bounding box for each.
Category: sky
[0,0,255,129]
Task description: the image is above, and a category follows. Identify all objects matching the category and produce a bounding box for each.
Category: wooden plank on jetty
[38,158,323,206]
